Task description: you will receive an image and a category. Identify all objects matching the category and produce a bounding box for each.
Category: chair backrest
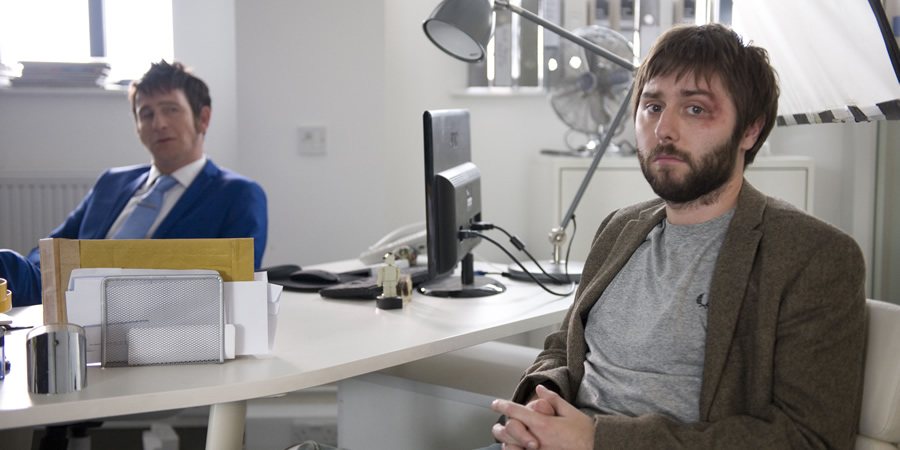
[856,299,900,450]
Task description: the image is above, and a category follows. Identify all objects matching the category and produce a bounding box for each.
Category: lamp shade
[423,0,494,62]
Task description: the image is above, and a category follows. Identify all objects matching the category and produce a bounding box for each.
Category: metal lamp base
[506,260,584,284]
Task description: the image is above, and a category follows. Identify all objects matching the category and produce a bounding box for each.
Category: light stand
[423,0,637,283]
[509,81,633,283]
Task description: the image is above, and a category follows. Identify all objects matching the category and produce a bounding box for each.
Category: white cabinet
[526,155,814,264]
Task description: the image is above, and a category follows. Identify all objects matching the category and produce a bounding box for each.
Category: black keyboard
[319,265,431,299]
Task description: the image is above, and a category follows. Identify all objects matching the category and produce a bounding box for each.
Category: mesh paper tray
[101,274,225,367]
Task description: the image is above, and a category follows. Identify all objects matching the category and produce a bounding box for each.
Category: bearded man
[490,23,866,450]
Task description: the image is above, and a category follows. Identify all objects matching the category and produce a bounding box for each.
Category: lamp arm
[558,82,635,231]
[494,0,636,71]
[488,1,639,258]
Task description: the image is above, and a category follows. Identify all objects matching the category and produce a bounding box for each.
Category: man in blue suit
[0,61,267,307]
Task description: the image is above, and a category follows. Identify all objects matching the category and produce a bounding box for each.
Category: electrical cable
[471,220,578,284]
[470,222,567,282]
[459,230,577,297]
[563,215,577,282]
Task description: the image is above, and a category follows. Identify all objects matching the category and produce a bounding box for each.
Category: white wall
[232,0,568,267]
[0,90,143,173]
[173,0,240,169]
[233,0,388,267]
[237,0,882,276]
[876,120,900,302]
[0,0,889,294]
[382,0,569,265]
[766,121,879,291]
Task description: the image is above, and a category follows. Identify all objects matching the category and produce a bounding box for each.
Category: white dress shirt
[105,156,208,239]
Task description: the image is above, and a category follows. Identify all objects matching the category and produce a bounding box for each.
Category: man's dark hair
[632,24,779,167]
[128,60,211,120]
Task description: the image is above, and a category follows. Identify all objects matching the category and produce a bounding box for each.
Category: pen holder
[101,274,224,367]
[26,323,87,394]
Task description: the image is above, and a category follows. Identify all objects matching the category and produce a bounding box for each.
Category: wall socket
[298,126,327,155]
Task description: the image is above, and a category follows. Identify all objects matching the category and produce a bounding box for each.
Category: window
[468,0,548,90]
[0,0,173,83]
[469,0,720,91]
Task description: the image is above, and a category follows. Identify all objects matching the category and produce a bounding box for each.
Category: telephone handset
[359,222,427,265]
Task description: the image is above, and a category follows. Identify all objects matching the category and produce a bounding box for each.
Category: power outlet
[298,126,327,155]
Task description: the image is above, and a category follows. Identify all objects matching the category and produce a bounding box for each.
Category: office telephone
[359,222,427,265]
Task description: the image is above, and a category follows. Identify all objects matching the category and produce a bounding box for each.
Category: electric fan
[544,25,635,156]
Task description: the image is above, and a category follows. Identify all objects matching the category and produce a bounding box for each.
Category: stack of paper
[11,61,111,88]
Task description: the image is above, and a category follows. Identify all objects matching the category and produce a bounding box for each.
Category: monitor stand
[419,253,505,298]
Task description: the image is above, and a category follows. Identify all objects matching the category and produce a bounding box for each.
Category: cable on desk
[470,218,580,285]
[562,216,578,281]
[459,230,577,297]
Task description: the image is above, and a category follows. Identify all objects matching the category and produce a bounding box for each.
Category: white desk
[0,260,572,449]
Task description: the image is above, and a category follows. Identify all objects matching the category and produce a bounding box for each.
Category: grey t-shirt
[574,209,734,423]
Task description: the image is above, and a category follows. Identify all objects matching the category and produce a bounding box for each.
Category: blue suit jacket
[7,159,267,306]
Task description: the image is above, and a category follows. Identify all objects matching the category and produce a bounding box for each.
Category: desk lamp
[423,0,637,282]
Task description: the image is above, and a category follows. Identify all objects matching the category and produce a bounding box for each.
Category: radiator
[0,172,97,255]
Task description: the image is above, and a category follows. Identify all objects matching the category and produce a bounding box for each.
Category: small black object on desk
[376,295,403,310]
[266,265,370,293]
[320,266,429,300]
[261,264,302,280]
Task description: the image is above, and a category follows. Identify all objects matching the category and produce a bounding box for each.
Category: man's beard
[637,134,741,205]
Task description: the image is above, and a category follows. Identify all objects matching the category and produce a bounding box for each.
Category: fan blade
[552,87,601,133]
[587,92,607,131]
[548,25,634,138]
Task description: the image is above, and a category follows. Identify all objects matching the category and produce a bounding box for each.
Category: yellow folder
[39,238,254,324]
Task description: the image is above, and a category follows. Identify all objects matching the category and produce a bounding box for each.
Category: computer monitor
[418,109,505,298]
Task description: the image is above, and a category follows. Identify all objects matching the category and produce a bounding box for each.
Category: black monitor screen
[419,109,504,298]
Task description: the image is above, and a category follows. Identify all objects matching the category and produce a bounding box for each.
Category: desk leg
[206,400,247,450]
[0,427,33,448]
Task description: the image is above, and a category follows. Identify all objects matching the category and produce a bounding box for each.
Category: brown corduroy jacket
[512,181,867,450]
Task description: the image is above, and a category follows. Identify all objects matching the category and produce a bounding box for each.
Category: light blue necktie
[113,175,179,239]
